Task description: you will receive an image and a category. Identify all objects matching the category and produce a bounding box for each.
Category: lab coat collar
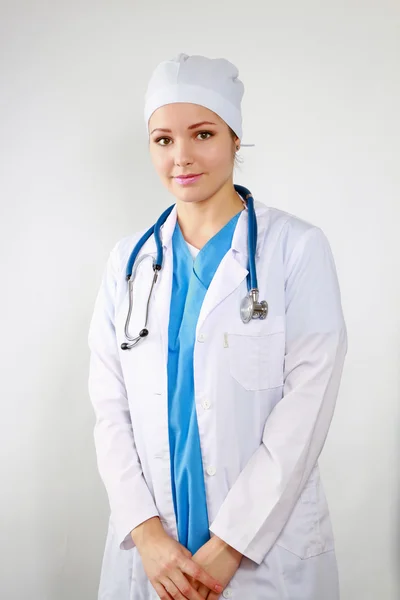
[160,204,178,250]
[234,201,269,259]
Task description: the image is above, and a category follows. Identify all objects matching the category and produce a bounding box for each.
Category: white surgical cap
[144,53,249,142]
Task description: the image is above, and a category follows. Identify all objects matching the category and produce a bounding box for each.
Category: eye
[196,131,213,140]
[155,137,171,146]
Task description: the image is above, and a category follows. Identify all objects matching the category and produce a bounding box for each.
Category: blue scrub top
[167,211,241,554]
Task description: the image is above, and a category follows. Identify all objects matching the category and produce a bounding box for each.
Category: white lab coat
[88,200,347,600]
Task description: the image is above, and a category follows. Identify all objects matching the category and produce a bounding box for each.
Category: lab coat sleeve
[88,242,159,550]
[209,226,348,565]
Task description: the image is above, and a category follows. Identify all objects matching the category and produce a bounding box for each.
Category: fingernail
[215,584,223,592]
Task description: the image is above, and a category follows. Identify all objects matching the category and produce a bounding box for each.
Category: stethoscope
[121,184,268,350]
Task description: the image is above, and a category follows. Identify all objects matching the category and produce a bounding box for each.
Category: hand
[190,536,242,599]
[131,518,224,600]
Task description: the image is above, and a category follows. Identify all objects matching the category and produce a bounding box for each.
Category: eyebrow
[150,121,217,135]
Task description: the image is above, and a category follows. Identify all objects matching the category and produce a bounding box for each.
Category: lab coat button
[206,465,216,476]
[202,399,211,410]
[222,589,232,598]
[197,333,206,342]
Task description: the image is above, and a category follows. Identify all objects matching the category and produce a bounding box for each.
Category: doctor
[88,53,348,600]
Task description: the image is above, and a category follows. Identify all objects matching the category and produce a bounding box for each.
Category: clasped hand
[132,518,242,600]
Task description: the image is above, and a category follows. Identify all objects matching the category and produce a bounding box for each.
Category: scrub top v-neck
[167,211,241,554]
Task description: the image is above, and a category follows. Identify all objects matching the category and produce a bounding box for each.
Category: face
[148,103,238,204]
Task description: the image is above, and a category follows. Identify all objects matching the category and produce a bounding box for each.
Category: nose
[173,139,193,167]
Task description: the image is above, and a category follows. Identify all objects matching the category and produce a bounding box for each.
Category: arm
[209,226,348,565]
[88,242,159,550]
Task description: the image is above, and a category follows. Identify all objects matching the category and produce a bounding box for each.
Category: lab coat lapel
[196,209,249,335]
[196,249,248,335]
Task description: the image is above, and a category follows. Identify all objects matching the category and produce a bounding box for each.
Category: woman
[88,53,348,600]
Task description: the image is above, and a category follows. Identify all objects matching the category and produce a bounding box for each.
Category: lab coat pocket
[276,466,335,559]
[226,317,285,391]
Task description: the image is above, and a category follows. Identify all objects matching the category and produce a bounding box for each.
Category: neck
[176,180,244,249]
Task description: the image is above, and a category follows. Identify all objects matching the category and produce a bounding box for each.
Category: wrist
[130,517,165,550]
[212,535,242,560]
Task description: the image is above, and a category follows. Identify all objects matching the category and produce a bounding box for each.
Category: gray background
[1,1,399,598]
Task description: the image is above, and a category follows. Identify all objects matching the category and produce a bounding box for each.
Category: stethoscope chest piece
[240,289,268,324]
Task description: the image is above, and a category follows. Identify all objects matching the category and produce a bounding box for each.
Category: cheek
[203,146,234,172]
[150,150,171,176]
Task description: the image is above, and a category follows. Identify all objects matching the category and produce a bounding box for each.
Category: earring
[236,146,240,151]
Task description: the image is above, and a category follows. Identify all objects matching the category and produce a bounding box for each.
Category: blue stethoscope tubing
[126,185,256,287]
[121,185,267,350]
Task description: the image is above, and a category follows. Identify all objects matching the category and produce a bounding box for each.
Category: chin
[170,183,211,204]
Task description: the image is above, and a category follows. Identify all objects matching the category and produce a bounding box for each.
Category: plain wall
[1,1,399,598]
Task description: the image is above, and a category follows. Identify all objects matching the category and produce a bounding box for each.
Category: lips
[174,174,203,186]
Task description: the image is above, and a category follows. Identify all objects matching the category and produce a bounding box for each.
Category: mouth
[174,173,203,186]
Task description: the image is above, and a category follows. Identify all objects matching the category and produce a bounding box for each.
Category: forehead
[148,103,225,132]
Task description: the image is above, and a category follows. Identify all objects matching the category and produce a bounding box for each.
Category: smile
[174,174,203,186]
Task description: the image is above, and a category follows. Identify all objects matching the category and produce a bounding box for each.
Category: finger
[160,576,185,600]
[197,583,209,598]
[186,575,199,591]
[171,570,204,600]
[207,593,221,600]
[180,558,223,595]
[154,581,174,600]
